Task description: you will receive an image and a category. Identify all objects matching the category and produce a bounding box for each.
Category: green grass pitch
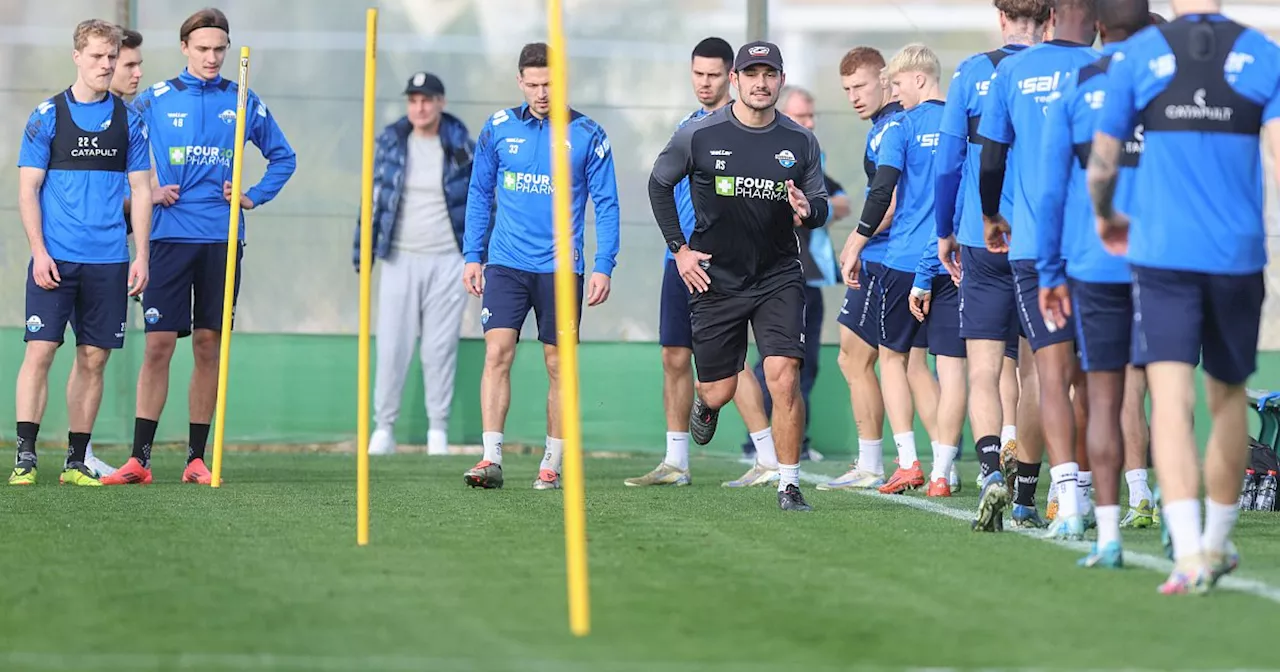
[2,449,1278,671]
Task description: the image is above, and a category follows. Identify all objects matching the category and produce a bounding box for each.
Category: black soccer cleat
[689,397,720,446]
[778,484,812,512]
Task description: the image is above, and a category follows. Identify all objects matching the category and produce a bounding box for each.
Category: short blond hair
[884,43,940,81]
[73,19,123,52]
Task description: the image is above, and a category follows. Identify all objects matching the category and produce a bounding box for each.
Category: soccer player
[649,40,829,511]
[934,0,1052,502]
[976,0,1099,533]
[11,19,152,487]
[840,44,946,496]
[1088,0,1280,593]
[1037,0,1160,565]
[103,8,297,486]
[626,37,783,489]
[461,42,620,491]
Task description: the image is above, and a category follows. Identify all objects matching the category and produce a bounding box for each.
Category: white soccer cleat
[816,464,885,491]
[722,462,780,487]
[369,427,396,456]
[427,428,449,456]
[84,443,116,479]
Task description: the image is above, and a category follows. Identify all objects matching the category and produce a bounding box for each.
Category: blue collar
[178,67,225,89]
[1101,42,1124,56]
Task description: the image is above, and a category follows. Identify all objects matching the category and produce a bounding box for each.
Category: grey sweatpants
[374,250,467,430]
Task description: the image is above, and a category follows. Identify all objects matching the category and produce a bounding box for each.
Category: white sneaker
[369,427,396,456]
[427,429,449,456]
[84,444,117,478]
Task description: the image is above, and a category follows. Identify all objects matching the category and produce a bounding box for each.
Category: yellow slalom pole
[357,7,378,546]
[546,0,591,637]
[210,46,251,489]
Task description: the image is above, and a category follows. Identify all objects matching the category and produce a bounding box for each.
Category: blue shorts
[836,260,883,348]
[481,264,583,346]
[1011,260,1075,353]
[143,241,243,337]
[1131,265,1264,385]
[879,267,928,354]
[658,259,692,349]
[928,275,965,359]
[959,245,1021,359]
[24,259,128,349]
[1070,279,1132,373]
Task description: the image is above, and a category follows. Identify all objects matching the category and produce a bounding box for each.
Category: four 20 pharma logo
[168,145,234,167]
[502,170,553,195]
[714,175,786,201]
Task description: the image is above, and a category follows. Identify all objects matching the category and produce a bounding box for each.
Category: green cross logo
[503,171,517,190]
[168,146,186,165]
[715,175,735,196]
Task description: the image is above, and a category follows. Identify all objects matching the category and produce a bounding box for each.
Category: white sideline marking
[797,471,1280,605]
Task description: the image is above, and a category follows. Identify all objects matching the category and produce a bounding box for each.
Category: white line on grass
[796,471,1280,605]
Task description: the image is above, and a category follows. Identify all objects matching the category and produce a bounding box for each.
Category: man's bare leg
[879,345,917,465]
[11,341,58,478]
[1120,366,1153,520]
[764,355,810,510]
[999,355,1020,452]
[907,347,940,447]
[535,344,564,486]
[464,328,518,489]
[1201,373,1248,571]
[826,327,887,486]
[1085,367,1125,552]
[1145,361,1203,569]
[64,345,110,469]
[186,328,220,465]
[929,354,967,494]
[728,370,780,479]
[625,346,696,485]
[966,338,1006,479]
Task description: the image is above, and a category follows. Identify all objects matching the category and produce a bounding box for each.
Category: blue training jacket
[132,68,297,243]
[352,112,479,267]
[463,103,620,276]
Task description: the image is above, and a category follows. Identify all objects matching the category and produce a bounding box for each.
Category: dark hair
[1149,10,1167,23]
[180,8,230,43]
[1097,0,1150,35]
[1054,0,1099,24]
[691,37,734,70]
[121,28,143,50]
[518,42,548,73]
[839,46,886,77]
[993,0,1053,24]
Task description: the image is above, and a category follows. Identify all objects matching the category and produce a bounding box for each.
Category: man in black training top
[648,41,829,511]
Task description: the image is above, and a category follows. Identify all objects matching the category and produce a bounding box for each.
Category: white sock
[931,442,959,481]
[1163,498,1203,561]
[750,427,779,469]
[857,439,884,475]
[664,431,690,470]
[427,427,448,455]
[1050,462,1081,519]
[1095,505,1121,548]
[85,443,96,461]
[778,463,800,491]
[1001,425,1017,446]
[1202,498,1239,556]
[540,436,564,474]
[1077,471,1094,517]
[482,431,504,466]
[1125,469,1152,507]
[893,431,918,467]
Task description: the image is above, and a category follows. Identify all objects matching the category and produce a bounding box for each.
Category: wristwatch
[667,240,683,254]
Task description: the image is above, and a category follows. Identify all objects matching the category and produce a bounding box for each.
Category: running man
[840,44,945,496]
[934,0,1051,499]
[104,8,297,485]
[649,40,829,511]
[462,42,620,491]
[1088,0,1280,593]
[976,0,1099,533]
[626,37,783,490]
[11,19,152,487]
[1037,0,1161,567]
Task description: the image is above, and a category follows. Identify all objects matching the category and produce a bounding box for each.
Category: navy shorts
[1011,260,1075,353]
[836,260,883,348]
[1131,265,1265,386]
[689,276,806,384]
[879,267,928,354]
[24,260,128,350]
[959,245,1021,359]
[144,241,243,337]
[1070,279,1132,373]
[658,259,693,349]
[481,264,583,346]
[928,275,965,359]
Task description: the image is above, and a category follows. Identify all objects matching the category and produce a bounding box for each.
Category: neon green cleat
[1121,499,1155,528]
[60,463,102,487]
[9,464,37,486]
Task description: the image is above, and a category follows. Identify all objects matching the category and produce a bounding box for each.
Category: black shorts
[24,259,128,350]
[144,241,243,337]
[689,278,806,384]
[1070,279,1132,373]
[928,274,965,359]
[879,268,928,354]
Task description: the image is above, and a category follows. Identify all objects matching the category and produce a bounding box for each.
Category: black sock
[133,418,158,468]
[1013,460,1041,507]
[975,435,1002,479]
[66,432,91,467]
[188,423,210,464]
[16,422,39,465]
